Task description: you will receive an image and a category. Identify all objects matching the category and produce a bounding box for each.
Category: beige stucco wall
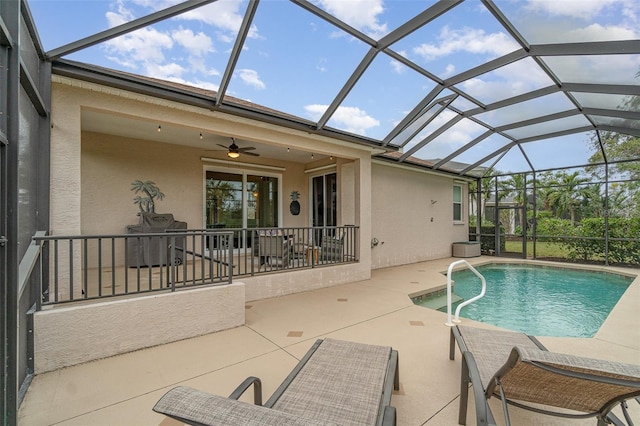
[34,282,245,373]
[50,77,373,272]
[80,132,314,235]
[82,132,203,234]
[243,263,369,302]
[49,75,471,302]
[370,162,469,269]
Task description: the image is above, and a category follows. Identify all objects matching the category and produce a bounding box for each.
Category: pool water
[415,264,633,337]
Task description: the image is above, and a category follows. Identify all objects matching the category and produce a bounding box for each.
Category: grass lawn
[505,240,568,258]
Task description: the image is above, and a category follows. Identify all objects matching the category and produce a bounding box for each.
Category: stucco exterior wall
[81,132,315,234]
[50,78,372,274]
[243,263,369,302]
[34,282,245,373]
[370,162,469,269]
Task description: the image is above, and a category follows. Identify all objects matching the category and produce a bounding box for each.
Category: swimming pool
[413,263,634,337]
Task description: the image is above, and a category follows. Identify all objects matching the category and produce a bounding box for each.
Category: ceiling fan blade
[243,151,260,157]
[217,144,229,149]
[239,146,256,151]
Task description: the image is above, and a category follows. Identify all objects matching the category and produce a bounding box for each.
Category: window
[453,184,463,222]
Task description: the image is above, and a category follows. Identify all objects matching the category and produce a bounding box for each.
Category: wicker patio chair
[154,338,399,426]
[258,233,290,270]
[449,325,640,426]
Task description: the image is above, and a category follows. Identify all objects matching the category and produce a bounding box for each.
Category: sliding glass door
[206,169,279,247]
[311,173,337,244]
[247,174,278,228]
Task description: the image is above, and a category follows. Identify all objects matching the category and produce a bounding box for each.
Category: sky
[28,0,640,174]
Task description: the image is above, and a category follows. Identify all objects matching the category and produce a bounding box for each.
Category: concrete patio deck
[18,257,640,425]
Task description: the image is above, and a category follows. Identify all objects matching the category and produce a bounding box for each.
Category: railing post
[227,235,234,283]
[170,236,176,291]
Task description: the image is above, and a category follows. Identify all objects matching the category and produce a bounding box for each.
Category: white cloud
[103,0,223,87]
[443,64,456,77]
[104,0,247,77]
[180,2,259,39]
[104,1,173,65]
[145,62,185,79]
[172,28,214,56]
[106,0,135,27]
[390,59,405,74]
[457,57,554,103]
[237,69,265,89]
[313,0,388,38]
[125,0,252,38]
[304,104,380,135]
[129,0,179,9]
[316,57,328,73]
[304,104,327,121]
[515,1,639,43]
[163,77,220,92]
[406,112,487,159]
[544,55,639,85]
[104,26,173,64]
[559,23,639,42]
[524,0,625,21]
[389,50,407,74]
[413,26,519,62]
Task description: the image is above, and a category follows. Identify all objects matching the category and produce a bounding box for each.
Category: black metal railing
[34,231,234,305]
[33,226,359,305]
[202,226,358,273]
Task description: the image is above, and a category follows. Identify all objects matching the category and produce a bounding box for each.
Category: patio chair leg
[394,352,400,391]
[497,380,511,426]
[450,328,456,360]
[459,353,470,425]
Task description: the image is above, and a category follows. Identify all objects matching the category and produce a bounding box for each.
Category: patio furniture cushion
[450,325,545,391]
[153,338,399,426]
[270,338,393,425]
[494,347,640,415]
[153,386,335,426]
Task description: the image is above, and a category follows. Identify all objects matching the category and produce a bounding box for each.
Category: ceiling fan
[212,138,259,158]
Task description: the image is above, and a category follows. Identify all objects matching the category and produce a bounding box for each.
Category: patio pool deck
[18,257,640,425]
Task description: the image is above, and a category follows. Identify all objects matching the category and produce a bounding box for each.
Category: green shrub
[535,218,574,243]
[535,217,639,263]
[469,225,505,253]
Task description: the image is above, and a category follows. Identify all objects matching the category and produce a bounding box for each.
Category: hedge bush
[535,217,640,264]
[469,225,505,253]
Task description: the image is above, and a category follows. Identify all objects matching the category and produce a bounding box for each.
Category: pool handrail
[445,260,486,326]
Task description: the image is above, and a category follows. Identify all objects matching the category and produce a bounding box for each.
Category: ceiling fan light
[227,151,240,158]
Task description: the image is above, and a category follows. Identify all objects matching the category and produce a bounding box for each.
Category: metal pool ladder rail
[445,260,486,326]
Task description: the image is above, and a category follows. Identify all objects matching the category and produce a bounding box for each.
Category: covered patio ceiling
[33,0,640,177]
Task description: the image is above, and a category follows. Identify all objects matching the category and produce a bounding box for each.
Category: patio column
[50,83,83,300]
[354,156,372,272]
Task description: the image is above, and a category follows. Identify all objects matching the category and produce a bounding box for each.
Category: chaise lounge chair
[449,325,640,426]
[154,338,399,425]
